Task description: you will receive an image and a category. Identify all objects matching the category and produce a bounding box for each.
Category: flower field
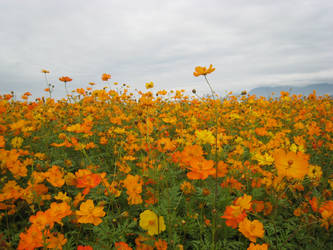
[0,67,332,250]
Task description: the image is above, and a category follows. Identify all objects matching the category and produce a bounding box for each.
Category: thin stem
[203,74,219,250]
[43,73,52,98]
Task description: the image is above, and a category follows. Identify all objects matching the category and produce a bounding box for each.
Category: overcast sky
[1,0,332,99]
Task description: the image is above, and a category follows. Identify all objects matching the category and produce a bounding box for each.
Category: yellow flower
[76,199,106,226]
[195,130,215,145]
[145,82,154,89]
[139,210,166,236]
[307,165,322,180]
[11,137,23,148]
[41,69,50,74]
[193,64,215,77]
[252,152,274,166]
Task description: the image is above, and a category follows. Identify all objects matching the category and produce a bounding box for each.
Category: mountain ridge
[248,83,333,97]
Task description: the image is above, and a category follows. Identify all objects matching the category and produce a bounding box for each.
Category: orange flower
[46,232,67,250]
[255,127,268,136]
[234,194,252,211]
[44,165,65,187]
[18,225,43,250]
[115,242,133,250]
[48,202,72,225]
[216,161,228,178]
[154,239,168,250]
[59,76,72,82]
[221,205,247,229]
[75,171,102,195]
[247,243,268,250]
[187,159,215,180]
[77,246,93,250]
[319,200,333,229]
[308,197,318,212]
[76,199,105,226]
[123,174,143,205]
[101,73,111,81]
[252,201,265,213]
[29,211,54,230]
[238,218,265,242]
[193,64,215,77]
[180,181,196,195]
[273,149,309,179]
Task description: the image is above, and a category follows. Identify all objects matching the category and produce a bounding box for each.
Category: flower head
[238,218,265,242]
[139,210,166,235]
[101,73,111,81]
[145,82,154,89]
[193,64,215,77]
[273,149,309,179]
[76,199,105,226]
[59,76,72,82]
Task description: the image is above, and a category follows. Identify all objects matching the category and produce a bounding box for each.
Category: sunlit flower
[273,149,309,179]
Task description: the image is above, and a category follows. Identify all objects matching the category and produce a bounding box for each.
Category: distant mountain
[248,83,333,97]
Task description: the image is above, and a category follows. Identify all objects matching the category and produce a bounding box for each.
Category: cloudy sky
[1,0,332,99]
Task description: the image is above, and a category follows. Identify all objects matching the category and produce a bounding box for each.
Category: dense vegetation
[0,67,332,249]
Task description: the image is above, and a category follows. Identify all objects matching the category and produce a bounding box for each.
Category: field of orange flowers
[0,66,332,250]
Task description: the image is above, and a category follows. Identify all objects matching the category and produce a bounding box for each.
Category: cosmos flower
[193,64,215,77]
[139,210,166,236]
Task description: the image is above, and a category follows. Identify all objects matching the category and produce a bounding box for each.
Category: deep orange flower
[308,197,318,212]
[59,76,72,82]
[76,172,102,195]
[319,200,333,229]
[187,159,215,180]
[154,239,168,250]
[101,73,111,81]
[221,205,247,229]
[193,64,215,77]
[77,246,93,250]
[115,242,133,250]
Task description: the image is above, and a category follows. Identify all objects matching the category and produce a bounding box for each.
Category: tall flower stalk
[193,64,219,249]
[41,69,53,98]
[59,76,72,102]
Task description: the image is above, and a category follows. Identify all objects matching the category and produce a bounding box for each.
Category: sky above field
[1,0,333,99]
